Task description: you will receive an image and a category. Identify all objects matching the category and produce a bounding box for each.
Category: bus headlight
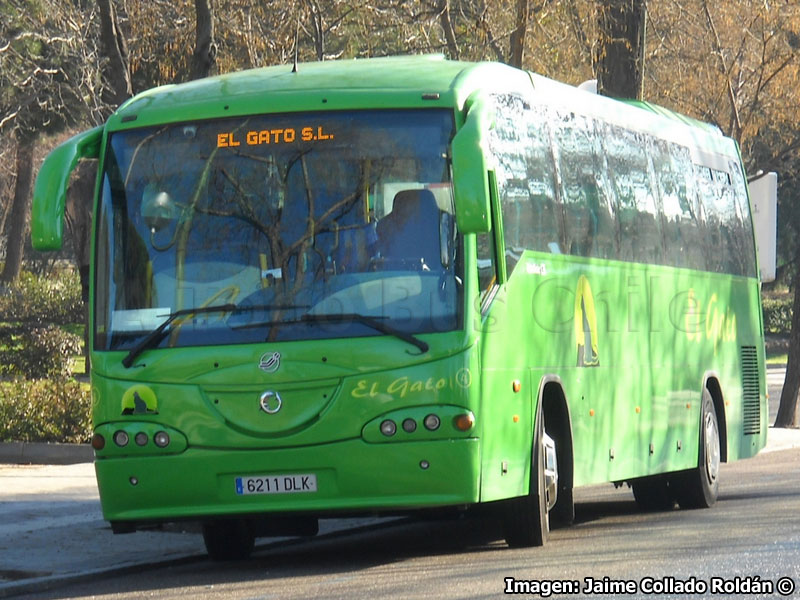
[153,431,170,448]
[380,420,397,436]
[423,414,440,431]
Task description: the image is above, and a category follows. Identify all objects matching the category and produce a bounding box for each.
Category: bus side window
[651,139,704,270]
[489,95,561,276]
[728,160,757,277]
[710,167,747,276]
[551,112,615,260]
[525,105,560,255]
[602,125,662,264]
[489,94,529,274]
[695,165,721,272]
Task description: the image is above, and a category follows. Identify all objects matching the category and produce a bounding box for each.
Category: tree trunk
[508,0,529,68]
[191,0,217,79]
[97,0,133,106]
[1,136,34,284]
[307,0,325,62]
[438,0,460,60]
[775,273,800,427]
[596,0,647,100]
[65,160,97,374]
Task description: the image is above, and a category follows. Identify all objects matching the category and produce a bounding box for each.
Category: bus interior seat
[377,189,441,269]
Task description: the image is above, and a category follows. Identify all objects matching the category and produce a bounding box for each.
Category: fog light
[91,433,105,450]
[113,430,129,447]
[380,420,397,436]
[453,412,475,432]
[134,432,148,446]
[423,414,440,431]
[153,431,170,448]
[402,418,417,433]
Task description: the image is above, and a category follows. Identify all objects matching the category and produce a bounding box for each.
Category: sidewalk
[0,459,393,598]
[1,426,799,598]
[0,461,203,598]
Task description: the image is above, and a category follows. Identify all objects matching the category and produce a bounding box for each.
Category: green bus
[32,55,770,559]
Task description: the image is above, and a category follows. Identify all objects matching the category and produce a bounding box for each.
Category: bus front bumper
[95,437,481,523]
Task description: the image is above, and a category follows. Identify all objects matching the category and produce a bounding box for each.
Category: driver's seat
[376,189,440,269]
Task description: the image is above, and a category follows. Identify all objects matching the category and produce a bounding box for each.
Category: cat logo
[259,351,281,373]
[121,385,158,415]
[574,275,599,367]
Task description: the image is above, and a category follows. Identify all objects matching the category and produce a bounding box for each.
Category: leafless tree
[192,0,218,78]
[596,0,646,99]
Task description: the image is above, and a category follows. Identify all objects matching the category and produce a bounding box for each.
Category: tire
[672,388,720,509]
[502,413,549,548]
[202,519,256,561]
[631,474,675,511]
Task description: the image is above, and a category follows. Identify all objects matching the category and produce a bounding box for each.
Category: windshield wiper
[122,303,236,368]
[230,311,428,353]
[301,312,429,354]
[122,303,310,367]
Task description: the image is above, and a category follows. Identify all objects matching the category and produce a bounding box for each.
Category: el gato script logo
[682,289,737,353]
[351,368,472,399]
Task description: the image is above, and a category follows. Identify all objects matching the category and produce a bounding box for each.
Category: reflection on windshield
[95,109,461,351]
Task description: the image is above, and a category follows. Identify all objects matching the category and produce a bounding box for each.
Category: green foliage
[0,268,84,324]
[0,324,83,379]
[0,267,84,379]
[0,378,92,443]
[762,292,793,334]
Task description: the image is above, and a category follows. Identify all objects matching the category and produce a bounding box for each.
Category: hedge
[762,294,792,335]
[0,379,92,443]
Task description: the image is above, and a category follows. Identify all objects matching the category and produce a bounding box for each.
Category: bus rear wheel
[672,388,720,509]
[502,415,550,547]
[202,519,256,561]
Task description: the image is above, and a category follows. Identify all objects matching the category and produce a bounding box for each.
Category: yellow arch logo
[574,275,599,367]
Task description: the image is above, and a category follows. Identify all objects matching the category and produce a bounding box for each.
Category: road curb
[0,442,93,465]
[0,517,403,599]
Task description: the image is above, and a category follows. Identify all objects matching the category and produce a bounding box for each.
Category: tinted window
[490,95,560,273]
[551,112,615,259]
[651,139,705,269]
[602,124,662,264]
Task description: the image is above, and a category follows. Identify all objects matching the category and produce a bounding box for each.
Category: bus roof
[109,54,736,160]
[111,55,500,130]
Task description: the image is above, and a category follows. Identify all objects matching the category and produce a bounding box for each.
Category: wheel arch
[702,372,728,463]
[537,375,574,524]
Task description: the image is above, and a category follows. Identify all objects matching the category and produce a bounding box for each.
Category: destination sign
[217,125,335,148]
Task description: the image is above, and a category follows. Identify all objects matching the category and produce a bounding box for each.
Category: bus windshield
[95,109,461,352]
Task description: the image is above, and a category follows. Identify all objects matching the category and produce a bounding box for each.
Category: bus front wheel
[502,414,550,547]
[203,519,256,561]
[672,388,720,509]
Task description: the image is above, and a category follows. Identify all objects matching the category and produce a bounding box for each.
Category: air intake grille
[740,346,761,435]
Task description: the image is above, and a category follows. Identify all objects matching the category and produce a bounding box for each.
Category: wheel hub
[704,411,720,484]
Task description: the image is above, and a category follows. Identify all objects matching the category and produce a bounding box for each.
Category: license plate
[235,474,317,495]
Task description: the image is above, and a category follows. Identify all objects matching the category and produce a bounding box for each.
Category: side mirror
[32,126,103,251]
[451,95,494,233]
[748,172,777,283]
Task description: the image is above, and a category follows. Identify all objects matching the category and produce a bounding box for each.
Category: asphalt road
[3,367,798,600]
[17,447,800,600]
[13,439,800,596]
